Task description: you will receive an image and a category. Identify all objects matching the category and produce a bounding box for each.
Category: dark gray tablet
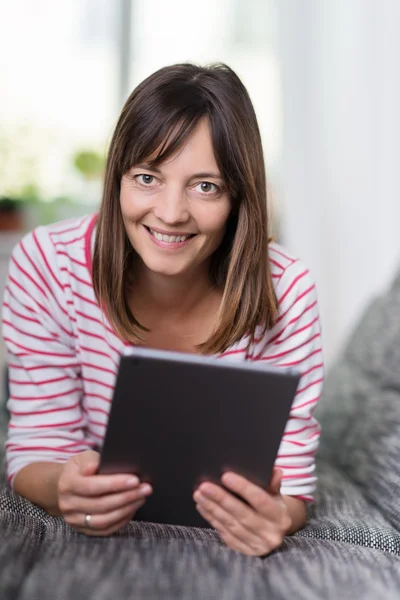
[99,346,300,528]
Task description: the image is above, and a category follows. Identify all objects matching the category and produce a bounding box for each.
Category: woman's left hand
[193,467,292,556]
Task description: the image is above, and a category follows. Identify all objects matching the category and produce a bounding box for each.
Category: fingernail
[139,483,152,495]
[222,473,235,486]
[126,476,139,487]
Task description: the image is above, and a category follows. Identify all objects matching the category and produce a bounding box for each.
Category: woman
[2,63,323,557]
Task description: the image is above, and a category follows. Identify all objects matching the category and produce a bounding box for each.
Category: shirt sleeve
[2,228,92,487]
[254,258,324,501]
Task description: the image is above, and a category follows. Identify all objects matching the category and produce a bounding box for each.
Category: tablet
[99,346,300,528]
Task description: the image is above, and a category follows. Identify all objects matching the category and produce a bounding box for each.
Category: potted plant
[0,196,25,232]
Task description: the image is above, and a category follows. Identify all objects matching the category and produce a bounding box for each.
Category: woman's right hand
[57,450,152,536]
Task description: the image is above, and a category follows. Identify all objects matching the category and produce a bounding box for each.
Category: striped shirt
[2,214,324,500]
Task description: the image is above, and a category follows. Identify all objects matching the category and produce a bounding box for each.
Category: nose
[153,187,190,224]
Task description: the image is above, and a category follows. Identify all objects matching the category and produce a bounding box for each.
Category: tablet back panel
[99,347,300,528]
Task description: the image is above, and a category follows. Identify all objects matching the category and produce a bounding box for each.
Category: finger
[194,490,264,544]
[61,473,143,498]
[72,451,101,476]
[196,503,265,556]
[69,498,145,533]
[219,529,270,557]
[60,483,152,516]
[220,472,275,517]
[195,483,265,537]
[269,468,283,495]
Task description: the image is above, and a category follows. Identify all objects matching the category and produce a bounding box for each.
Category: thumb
[269,467,283,495]
[77,450,100,476]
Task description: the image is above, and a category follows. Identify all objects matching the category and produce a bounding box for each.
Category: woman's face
[120,119,231,279]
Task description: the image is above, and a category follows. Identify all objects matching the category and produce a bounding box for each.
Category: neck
[132,260,216,316]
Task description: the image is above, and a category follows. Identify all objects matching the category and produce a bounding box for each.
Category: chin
[141,257,190,278]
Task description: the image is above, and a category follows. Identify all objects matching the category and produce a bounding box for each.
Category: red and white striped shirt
[2,214,324,500]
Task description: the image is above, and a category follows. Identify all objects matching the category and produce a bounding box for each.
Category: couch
[1,271,400,599]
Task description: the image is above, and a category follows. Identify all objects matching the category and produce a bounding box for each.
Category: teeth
[150,229,189,243]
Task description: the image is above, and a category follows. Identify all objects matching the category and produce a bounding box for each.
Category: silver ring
[84,514,92,528]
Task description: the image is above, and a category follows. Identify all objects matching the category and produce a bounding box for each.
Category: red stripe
[253,309,318,351]
[275,316,319,345]
[9,430,83,441]
[282,473,313,480]
[11,255,49,300]
[6,278,75,337]
[278,269,309,304]
[20,239,54,297]
[219,345,247,358]
[49,220,85,238]
[283,439,307,447]
[87,428,104,441]
[8,416,84,429]
[55,251,87,268]
[10,401,80,416]
[81,362,117,376]
[60,267,92,287]
[80,345,119,367]
[8,362,79,372]
[87,405,110,417]
[6,444,87,454]
[258,333,320,361]
[72,290,99,308]
[276,285,315,325]
[296,377,324,396]
[83,376,114,390]
[3,300,46,327]
[270,257,284,270]
[56,233,86,246]
[269,246,296,263]
[277,450,316,459]
[4,284,35,313]
[266,304,318,346]
[292,495,313,502]
[3,319,58,343]
[75,310,118,339]
[291,394,321,412]
[278,347,322,368]
[87,418,107,429]
[274,464,310,469]
[20,239,78,319]
[32,230,64,292]
[84,213,97,275]
[8,375,71,386]
[285,424,320,436]
[3,337,74,359]
[299,362,324,378]
[86,391,112,404]
[10,386,81,401]
[77,328,120,356]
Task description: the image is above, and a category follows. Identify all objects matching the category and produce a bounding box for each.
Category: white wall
[275,0,400,365]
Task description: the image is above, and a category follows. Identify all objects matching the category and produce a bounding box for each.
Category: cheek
[120,188,147,220]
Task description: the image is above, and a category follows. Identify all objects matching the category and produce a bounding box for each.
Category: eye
[194,182,218,194]
[135,174,156,186]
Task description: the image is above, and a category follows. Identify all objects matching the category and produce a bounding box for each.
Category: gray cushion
[296,461,400,554]
[316,280,400,532]
[1,510,399,600]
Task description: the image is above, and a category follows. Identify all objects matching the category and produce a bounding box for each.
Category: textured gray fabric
[1,506,399,600]
[316,279,400,532]
[296,462,400,553]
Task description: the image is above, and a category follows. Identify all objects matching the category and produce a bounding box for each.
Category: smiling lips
[144,225,196,248]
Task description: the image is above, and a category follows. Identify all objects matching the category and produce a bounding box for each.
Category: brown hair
[92,63,278,354]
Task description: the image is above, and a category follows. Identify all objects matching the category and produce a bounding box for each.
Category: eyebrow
[133,164,223,180]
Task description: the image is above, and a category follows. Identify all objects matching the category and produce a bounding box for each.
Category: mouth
[143,225,197,244]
